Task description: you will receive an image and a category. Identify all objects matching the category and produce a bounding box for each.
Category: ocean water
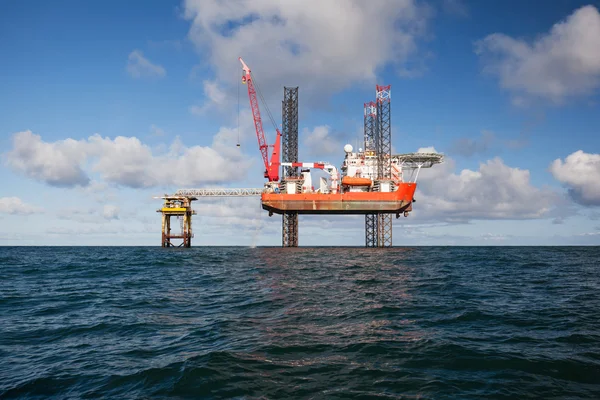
[1,246,599,399]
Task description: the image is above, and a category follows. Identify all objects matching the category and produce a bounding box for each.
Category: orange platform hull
[262,183,416,215]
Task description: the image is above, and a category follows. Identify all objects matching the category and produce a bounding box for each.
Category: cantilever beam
[174,188,263,197]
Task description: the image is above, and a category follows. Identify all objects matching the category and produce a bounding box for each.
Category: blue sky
[1,0,600,245]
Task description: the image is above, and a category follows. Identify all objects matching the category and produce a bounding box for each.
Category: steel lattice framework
[365,214,377,247]
[376,85,392,180]
[375,85,392,248]
[377,214,392,247]
[282,212,298,247]
[282,87,299,247]
[174,188,263,197]
[363,101,377,152]
[364,101,378,247]
[282,87,299,178]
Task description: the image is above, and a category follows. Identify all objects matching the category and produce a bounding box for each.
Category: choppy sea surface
[1,246,599,399]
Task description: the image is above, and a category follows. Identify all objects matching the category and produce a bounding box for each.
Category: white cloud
[182,0,432,105]
[189,80,228,115]
[46,225,144,236]
[302,125,343,159]
[417,146,438,154]
[57,207,100,223]
[126,49,166,79]
[0,197,42,215]
[103,205,120,220]
[56,204,121,223]
[414,155,556,222]
[474,5,600,103]
[203,80,227,107]
[4,130,253,189]
[550,150,600,206]
[88,134,252,188]
[2,130,89,187]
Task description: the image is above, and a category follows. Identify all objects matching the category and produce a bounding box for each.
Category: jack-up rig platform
[157,57,443,248]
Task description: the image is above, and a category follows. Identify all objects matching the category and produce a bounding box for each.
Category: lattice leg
[377,214,392,247]
[365,214,378,247]
[283,212,298,247]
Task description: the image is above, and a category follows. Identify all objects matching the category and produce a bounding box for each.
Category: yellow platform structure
[157,195,197,247]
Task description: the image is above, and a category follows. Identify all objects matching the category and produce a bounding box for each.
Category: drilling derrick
[376,85,392,180]
[375,85,392,247]
[282,87,299,247]
[282,87,299,179]
[364,101,378,247]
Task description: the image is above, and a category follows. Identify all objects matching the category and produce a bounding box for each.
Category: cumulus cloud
[182,0,432,106]
[203,80,227,107]
[189,80,229,115]
[3,130,89,187]
[414,153,556,222]
[550,150,600,206]
[0,197,43,215]
[3,130,253,189]
[474,5,600,103]
[302,125,344,159]
[126,49,166,79]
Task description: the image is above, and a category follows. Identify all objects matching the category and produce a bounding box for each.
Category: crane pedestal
[157,196,197,247]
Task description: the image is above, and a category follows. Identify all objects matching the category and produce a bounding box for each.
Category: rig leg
[377,214,393,247]
[365,214,378,247]
[282,212,298,247]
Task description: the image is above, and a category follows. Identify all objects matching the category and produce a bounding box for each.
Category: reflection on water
[2,246,599,399]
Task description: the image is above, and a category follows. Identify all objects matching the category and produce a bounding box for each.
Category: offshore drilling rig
[159,57,443,248]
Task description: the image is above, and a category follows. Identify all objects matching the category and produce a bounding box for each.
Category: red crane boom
[239,57,281,182]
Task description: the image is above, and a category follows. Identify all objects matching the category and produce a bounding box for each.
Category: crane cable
[251,71,278,133]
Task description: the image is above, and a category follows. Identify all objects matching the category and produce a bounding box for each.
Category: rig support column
[364,101,378,247]
[365,214,378,247]
[282,86,299,247]
[158,196,197,248]
[282,212,298,247]
[375,85,392,248]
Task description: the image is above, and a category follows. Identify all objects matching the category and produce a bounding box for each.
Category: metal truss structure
[393,152,444,167]
[364,101,378,247]
[282,87,299,178]
[363,101,377,152]
[157,196,196,248]
[376,85,392,181]
[366,85,393,248]
[365,214,377,247]
[377,214,393,247]
[282,87,299,247]
[393,152,444,183]
[282,212,298,247]
[174,188,263,197]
